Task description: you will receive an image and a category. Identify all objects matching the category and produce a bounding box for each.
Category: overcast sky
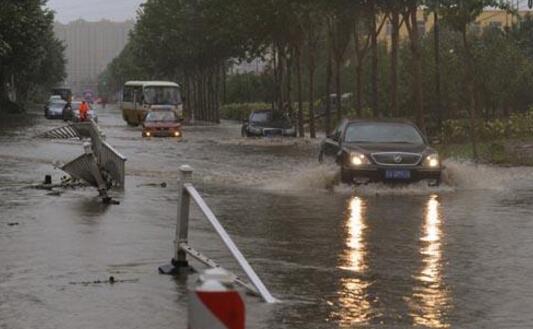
[47,0,145,23]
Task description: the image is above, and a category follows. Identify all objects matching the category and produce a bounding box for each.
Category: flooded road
[1,106,533,328]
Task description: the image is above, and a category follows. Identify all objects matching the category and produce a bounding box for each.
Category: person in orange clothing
[79,100,89,121]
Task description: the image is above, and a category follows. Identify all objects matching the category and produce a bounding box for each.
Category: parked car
[142,110,182,138]
[44,100,67,119]
[62,101,98,122]
[319,119,442,185]
[241,110,297,137]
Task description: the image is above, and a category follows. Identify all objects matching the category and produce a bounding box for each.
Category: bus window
[123,86,134,102]
[144,87,180,105]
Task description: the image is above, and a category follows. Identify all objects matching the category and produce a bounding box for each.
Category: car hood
[143,122,181,128]
[343,142,430,154]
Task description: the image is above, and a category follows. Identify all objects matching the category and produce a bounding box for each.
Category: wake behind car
[241,110,297,137]
[142,110,182,138]
[319,119,442,185]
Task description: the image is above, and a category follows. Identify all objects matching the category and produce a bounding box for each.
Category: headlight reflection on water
[409,194,451,328]
[332,196,372,326]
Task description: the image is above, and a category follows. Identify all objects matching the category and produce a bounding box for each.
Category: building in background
[54,19,134,95]
[381,9,531,43]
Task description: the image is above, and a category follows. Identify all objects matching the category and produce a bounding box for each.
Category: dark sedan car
[142,110,182,138]
[241,110,297,137]
[319,119,442,185]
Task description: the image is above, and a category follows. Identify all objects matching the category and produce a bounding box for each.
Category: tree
[440,0,508,160]
[403,0,426,132]
[0,0,65,111]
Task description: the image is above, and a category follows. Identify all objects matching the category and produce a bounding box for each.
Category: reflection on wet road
[1,107,533,328]
[409,195,450,328]
[335,197,371,326]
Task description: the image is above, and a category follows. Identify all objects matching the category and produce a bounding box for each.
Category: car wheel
[340,167,353,184]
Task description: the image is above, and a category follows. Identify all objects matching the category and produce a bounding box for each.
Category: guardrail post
[175,165,193,266]
[159,165,194,275]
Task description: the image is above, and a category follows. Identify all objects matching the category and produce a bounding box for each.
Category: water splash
[262,159,533,195]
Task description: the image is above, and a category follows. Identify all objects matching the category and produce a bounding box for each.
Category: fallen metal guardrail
[38,120,126,202]
[159,165,278,304]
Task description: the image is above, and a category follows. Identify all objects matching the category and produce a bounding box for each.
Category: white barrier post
[174,165,193,267]
[189,268,245,329]
[158,165,193,274]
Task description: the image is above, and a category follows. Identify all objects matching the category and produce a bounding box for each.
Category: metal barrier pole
[158,165,193,274]
[175,165,193,267]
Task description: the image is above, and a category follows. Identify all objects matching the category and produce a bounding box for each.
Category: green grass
[436,138,533,166]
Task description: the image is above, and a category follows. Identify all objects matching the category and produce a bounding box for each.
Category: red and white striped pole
[189,268,245,329]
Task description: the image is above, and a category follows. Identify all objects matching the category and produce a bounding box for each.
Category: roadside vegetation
[0,0,66,113]
[99,0,533,164]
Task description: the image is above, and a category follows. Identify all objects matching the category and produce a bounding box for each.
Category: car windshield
[144,86,180,105]
[251,112,270,122]
[50,102,66,109]
[344,123,425,144]
[145,111,176,122]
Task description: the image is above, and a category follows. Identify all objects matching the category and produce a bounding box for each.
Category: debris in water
[136,182,168,188]
[7,222,19,226]
[69,276,138,286]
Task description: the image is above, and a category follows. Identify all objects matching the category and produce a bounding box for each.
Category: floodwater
[1,106,533,329]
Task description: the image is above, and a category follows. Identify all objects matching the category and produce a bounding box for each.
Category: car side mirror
[329,133,340,142]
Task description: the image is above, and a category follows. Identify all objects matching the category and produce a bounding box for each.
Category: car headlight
[424,153,440,168]
[349,152,370,166]
[145,131,151,137]
[174,131,181,137]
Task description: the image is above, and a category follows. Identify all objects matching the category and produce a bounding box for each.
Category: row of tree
[0,0,66,112]
[226,17,533,126]
[100,0,527,157]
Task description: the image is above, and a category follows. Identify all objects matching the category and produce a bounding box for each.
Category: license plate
[385,169,411,179]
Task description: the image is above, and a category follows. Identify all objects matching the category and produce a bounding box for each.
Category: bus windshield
[144,86,180,105]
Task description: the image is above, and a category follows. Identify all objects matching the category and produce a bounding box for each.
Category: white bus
[121,81,182,126]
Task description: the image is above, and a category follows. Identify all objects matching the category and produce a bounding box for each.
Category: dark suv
[241,110,297,137]
[319,119,442,185]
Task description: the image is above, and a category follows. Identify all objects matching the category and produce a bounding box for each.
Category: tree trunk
[308,52,316,138]
[286,48,293,116]
[408,6,425,132]
[356,64,363,117]
[390,10,400,117]
[335,59,342,123]
[462,26,479,161]
[371,4,379,117]
[296,46,305,138]
[325,39,333,134]
[277,43,285,112]
[434,7,443,129]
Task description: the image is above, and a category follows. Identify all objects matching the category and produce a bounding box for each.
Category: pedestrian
[79,100,89,122]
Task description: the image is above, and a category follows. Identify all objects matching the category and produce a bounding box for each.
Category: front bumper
[246,127,297,137]
[47,112,63,119]
[342,165,441,184]
[143,128,182,138]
